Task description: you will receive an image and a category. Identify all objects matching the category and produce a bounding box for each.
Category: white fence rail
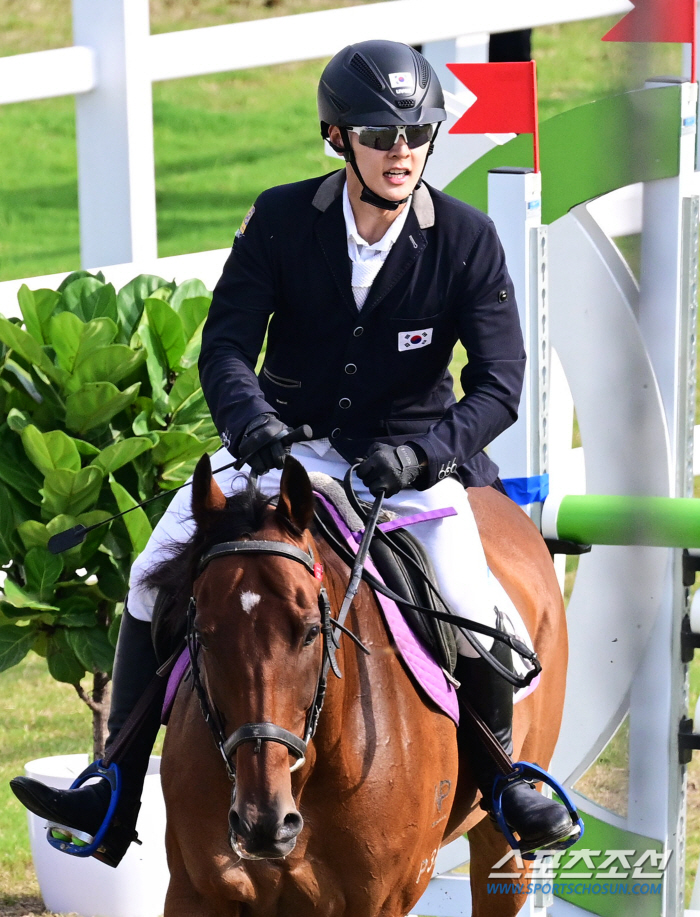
[0,0,632,269]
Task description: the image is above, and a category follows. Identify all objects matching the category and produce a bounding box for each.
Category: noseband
[186,538,336,782]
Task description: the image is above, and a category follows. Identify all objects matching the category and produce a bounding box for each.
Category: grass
[0,7,687,281]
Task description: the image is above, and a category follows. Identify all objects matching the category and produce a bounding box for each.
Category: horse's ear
[192,453,227,523]
[277,455,314,532]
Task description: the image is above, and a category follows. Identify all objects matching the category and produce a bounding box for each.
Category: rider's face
[329,125,430,205]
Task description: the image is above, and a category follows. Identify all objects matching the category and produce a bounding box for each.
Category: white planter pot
[25,754,169,917]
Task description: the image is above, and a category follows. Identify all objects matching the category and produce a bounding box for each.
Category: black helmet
[318,40,446,136]
[318,40,446,211]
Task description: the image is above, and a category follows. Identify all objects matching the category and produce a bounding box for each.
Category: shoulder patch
[238,205,255,235]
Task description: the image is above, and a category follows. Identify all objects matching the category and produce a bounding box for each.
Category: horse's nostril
[279,811,303,840]
[228,808,245,839]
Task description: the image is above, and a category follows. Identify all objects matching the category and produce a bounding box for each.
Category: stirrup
[491,761,584,860]
[46,760,121,859]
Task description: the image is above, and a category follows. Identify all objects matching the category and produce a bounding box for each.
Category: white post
[421,34,489,103]
[486,169,548,522]
[627,78,699,916]
[72,0,157,269]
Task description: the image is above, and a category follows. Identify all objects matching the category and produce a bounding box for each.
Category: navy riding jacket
[199,170,525,489]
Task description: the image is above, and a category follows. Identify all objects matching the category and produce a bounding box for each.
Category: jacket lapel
[311,172,434,320]
[313,178,357,318]
[359,208,426,320]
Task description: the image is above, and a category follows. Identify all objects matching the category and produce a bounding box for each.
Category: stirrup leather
[491,761,584,860]
[46,760,124,858]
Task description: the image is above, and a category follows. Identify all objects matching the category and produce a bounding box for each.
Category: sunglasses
[347,123,438,152]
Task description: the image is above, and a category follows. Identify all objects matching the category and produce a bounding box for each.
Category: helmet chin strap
[338,126,440,213]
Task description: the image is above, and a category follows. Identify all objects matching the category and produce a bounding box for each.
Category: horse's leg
[164,830,232,917]
[468,817,531,917]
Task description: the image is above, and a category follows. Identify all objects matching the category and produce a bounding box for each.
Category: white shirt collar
[342,182,412,254]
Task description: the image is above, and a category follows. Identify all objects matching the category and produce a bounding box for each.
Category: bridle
[186,537,367,782]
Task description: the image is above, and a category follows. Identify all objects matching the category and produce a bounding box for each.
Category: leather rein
[186,537,367,782]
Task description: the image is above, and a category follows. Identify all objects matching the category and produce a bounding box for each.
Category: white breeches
[129,444,498,657]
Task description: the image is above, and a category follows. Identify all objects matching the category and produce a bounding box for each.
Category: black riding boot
[10,607,164,867]
[455,640,578,854]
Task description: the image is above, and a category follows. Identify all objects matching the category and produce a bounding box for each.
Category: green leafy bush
[0,270,219,756]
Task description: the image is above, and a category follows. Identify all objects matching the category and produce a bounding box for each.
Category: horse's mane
[143,478,295,642]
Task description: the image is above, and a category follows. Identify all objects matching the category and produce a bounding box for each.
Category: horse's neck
[315,539,403,750]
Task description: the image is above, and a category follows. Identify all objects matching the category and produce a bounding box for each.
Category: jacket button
[353,326,364,337]
[345,363,357,374]
[339,398,351,409]
[331,427,341,438]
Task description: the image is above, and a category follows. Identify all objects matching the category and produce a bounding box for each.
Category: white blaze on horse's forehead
[239,590,261,613]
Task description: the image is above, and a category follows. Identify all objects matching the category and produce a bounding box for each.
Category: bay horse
[155,453,568,917]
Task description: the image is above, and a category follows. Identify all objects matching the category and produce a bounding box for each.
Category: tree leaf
[68,345,146,392]
[41,466,104,517]
[0,316,62,383]
[176,296,210,341]
[2,578,59,611]
[93,553,129,603]
[109,475,152,555]
[58,270,105,292]
[55,596,98,628]
[170,279,209,312]
[73,438,101,457]
[0,482,21,564]
[18,286,61,345]
[108,611,122,647]
[0,625,35,673]
[49,312,118,375]
[18,285,42,343]
[65,382,140,435]
[167,365,200,414]
[179,318,206,369]
[24,547,64,600]
[7,408,31,433]
[18,520,49,551]
[21,425,81,475]
[68,625,115,675]
[0,425,43,505]
[171,389,210,428]
[116,274,168,343]
[90,437,154,474]
[153,430,218,484]
[62,278,118,323]
[145,298,186,371]
[47,628,86,683]
[135,324,168,409]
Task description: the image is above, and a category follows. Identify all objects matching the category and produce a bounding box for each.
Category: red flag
[602,0,695,44]
[448,62,540,171]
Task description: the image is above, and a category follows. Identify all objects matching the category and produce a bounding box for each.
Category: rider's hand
[356,443,424,498]
[237,413,290,475]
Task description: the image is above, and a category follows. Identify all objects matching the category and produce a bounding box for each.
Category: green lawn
[0,5,684,282]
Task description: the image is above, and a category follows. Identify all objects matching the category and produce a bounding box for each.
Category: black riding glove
[356,443,424,498]
[237,413,290,475]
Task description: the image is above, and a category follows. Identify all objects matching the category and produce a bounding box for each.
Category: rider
[11,39,578,865]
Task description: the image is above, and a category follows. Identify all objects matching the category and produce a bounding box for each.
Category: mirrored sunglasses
[347,123,438,152]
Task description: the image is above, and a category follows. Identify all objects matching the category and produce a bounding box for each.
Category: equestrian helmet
[318,40,447,138]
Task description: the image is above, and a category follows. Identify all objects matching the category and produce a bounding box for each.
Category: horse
[154,453,568,917]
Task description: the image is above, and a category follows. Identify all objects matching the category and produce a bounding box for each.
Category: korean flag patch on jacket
[399,328,433,351]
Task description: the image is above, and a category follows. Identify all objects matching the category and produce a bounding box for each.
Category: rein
[186,537,367,782]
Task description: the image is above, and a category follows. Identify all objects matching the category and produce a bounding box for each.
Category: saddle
[308,472,458,676]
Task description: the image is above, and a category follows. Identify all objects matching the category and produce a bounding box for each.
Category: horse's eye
[303,625,321,647]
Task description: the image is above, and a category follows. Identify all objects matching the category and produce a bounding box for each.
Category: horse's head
[189,453,324,860]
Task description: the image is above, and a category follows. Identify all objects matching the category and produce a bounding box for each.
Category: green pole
[554,495,700,548]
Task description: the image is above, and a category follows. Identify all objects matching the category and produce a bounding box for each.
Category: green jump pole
[548,495,700,548]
